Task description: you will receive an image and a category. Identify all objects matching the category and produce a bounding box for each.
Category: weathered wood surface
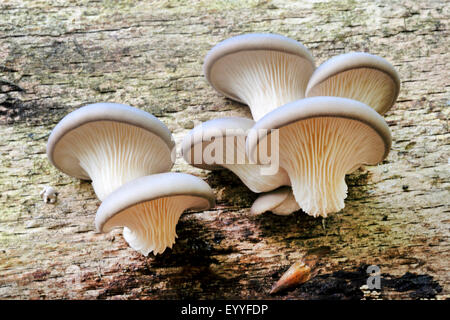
[0,0,448,299]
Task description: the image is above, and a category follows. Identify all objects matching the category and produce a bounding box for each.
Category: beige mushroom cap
[247,97,391,217]
[96,173,215,256]
[46,102,175,200]
[47,102,175,179]
[247,97,391,162]
[306,52,400,115]
[204,33,315,101]
[203,33,316,121]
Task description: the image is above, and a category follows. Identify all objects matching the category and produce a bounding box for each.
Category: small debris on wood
[25,220,41,229]
[270,256,318,295]
[40,186,58,204]
[28,132,50,141]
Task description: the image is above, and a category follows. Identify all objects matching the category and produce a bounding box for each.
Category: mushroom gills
[306,68,397,114]
[211,51,314,121]
[277,117,385,217]
[219,133,290,193]
[56,121,172,200]
[103,195,203,256]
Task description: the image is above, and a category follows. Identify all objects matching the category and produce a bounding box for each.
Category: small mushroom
[95,173,215,256]
[250,187,300,216]
[306,52,400,115]
[40,186,58,204]
[204,33,315,121]
[46,103,175,200]
[247,97,391,217]
[181,117,290,193]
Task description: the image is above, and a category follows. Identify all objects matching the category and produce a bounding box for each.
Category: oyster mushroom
[247,97,391,218]
[181,117,290,193]
[95,173,215,256]
[47,102,175,200]
[306,52,400,115]
[204,33,315,121]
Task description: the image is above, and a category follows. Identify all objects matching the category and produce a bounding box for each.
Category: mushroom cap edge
[47,102,175,179]
[204,33,316,104]
[305,52,400,114]
[246,96,392,164]
[95,172,216,233]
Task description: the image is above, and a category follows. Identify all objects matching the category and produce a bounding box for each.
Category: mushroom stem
[279,117,385,217]
[270,190,300,215]
[110,196,199,256]
[250,187,300,216]
[215,51,313,121]
[221,163,290,193]
[63,121,171,200]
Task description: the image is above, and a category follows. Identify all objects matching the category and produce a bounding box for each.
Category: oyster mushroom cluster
[46,33,399,257]
[184,33,399,218]
[47,102,215,255]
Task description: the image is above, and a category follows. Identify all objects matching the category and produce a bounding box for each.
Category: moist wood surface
[0,0,448,299]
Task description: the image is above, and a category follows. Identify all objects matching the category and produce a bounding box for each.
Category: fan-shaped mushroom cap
[95,173,215,256]
[181,117,290,193]
[47,102,175,200]
[204,33,315,121]
[306,52,400,115]
[250,187,300,216]
[247,97,391,217]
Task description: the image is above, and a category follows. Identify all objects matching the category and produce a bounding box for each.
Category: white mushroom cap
[250,187,300,216]
[181,117,290,193]
[47,102,175,200]
[247,97,391,217]
[204,33,315,121]
[306,52,400,115]
[95,173,215,256]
